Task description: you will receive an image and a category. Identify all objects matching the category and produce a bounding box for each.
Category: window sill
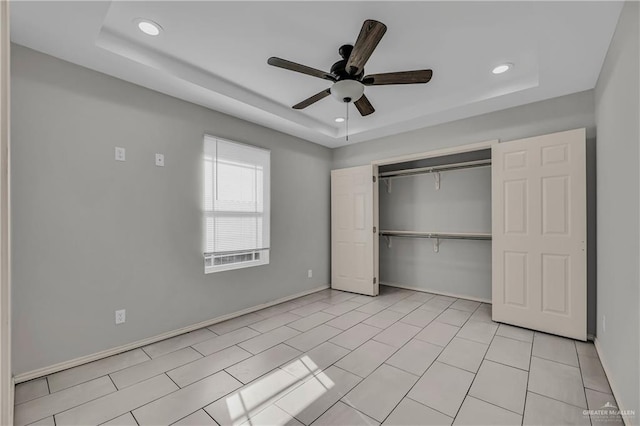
[204,258,270,274]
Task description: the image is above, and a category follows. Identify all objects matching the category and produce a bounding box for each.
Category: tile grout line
[140,329,224,360]
[530,354,583,370]
[532,353,584,368]
[106,373,118,391]
[526,390,591,411]
[236,325,301,356]
[189,328,266,358]
[170,407,210,426]
[129,409,140,426]
[519,330,535,426]
[574,340,595,426]
[164,372,181,390]
[202,408,218,424]
[464,394,526,418]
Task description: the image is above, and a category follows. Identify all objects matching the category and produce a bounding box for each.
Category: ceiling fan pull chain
[346,102,349,142]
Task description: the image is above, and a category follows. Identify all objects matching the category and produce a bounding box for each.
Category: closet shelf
[378,159,491,179]
[379,230,491,253]
[379,230,492,240]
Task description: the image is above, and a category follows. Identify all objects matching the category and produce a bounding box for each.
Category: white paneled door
[492,128,587,340]
[331,165,379,296]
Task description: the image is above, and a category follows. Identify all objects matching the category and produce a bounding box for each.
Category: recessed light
[135,19,162,36]
[492,63,513,74]
[335,117,345,123]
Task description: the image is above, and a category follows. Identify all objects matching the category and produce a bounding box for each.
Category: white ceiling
[11,1,622,148]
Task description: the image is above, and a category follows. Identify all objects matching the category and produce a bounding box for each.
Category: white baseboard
[381,282,492,304]
[14,285,330,384]
[593,338,632,426]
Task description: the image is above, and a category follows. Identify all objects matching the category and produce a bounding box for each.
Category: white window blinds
[204,135,270,273]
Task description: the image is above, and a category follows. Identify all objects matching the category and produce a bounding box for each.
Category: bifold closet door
[492,128,587,340]
[331,165,379,296]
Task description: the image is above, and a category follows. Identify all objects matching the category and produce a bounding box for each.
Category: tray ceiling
[11,1,623,148]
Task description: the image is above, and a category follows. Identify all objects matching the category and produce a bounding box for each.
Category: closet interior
[378,148,493,302]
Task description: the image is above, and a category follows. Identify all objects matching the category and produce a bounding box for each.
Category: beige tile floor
[14,286,622,426]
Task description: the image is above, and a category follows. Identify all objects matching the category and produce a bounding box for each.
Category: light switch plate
[115,309,126,325]
[155,153,165,167]
[115,147,126,162]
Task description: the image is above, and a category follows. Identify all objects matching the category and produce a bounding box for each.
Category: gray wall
[333,90,598,335]
[379,167,492,301]
[594,1,639,418]
[332,91,595,170]
[11,45,332,375]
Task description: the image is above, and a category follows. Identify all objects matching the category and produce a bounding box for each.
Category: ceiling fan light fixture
[331,80,365,103]
[492,63,513,74]
[135,19,162,36]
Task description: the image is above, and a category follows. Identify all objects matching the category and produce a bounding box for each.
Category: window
[203,135,270,273]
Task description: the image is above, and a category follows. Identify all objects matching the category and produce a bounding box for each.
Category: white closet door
[492,128,587,340]
[331,165,378,296]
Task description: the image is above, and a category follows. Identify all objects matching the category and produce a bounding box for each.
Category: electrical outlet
[155,153,165,167]
[115,309,126,325]
[602,315,606,333]
[115,147,126,162]
[308,269,313,278]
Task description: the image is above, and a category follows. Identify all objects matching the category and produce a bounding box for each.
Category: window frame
[203,135,271,274]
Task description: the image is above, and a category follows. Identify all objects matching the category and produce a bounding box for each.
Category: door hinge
[373,176,377,183]
[373,226,377,233]
[373,277,377,284]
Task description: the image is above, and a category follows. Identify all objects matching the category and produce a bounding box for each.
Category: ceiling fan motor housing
[331,45,365,81]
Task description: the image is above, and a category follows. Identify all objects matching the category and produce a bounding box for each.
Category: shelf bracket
[433,172,441,191]
[433,238,440,253]
[384,235,392,249]
[383,178,392,193]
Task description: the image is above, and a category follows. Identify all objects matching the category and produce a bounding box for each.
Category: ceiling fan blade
[363,70,433,86]
[354,95,375,116]
[268,57,335,81]
[346,20,387,76]
[292,89,331,109]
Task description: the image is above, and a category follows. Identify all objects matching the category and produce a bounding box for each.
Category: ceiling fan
[267,19,433,117]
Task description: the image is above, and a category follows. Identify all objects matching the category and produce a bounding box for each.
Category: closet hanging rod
[379,230,492,241]
[379,159,491,179]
